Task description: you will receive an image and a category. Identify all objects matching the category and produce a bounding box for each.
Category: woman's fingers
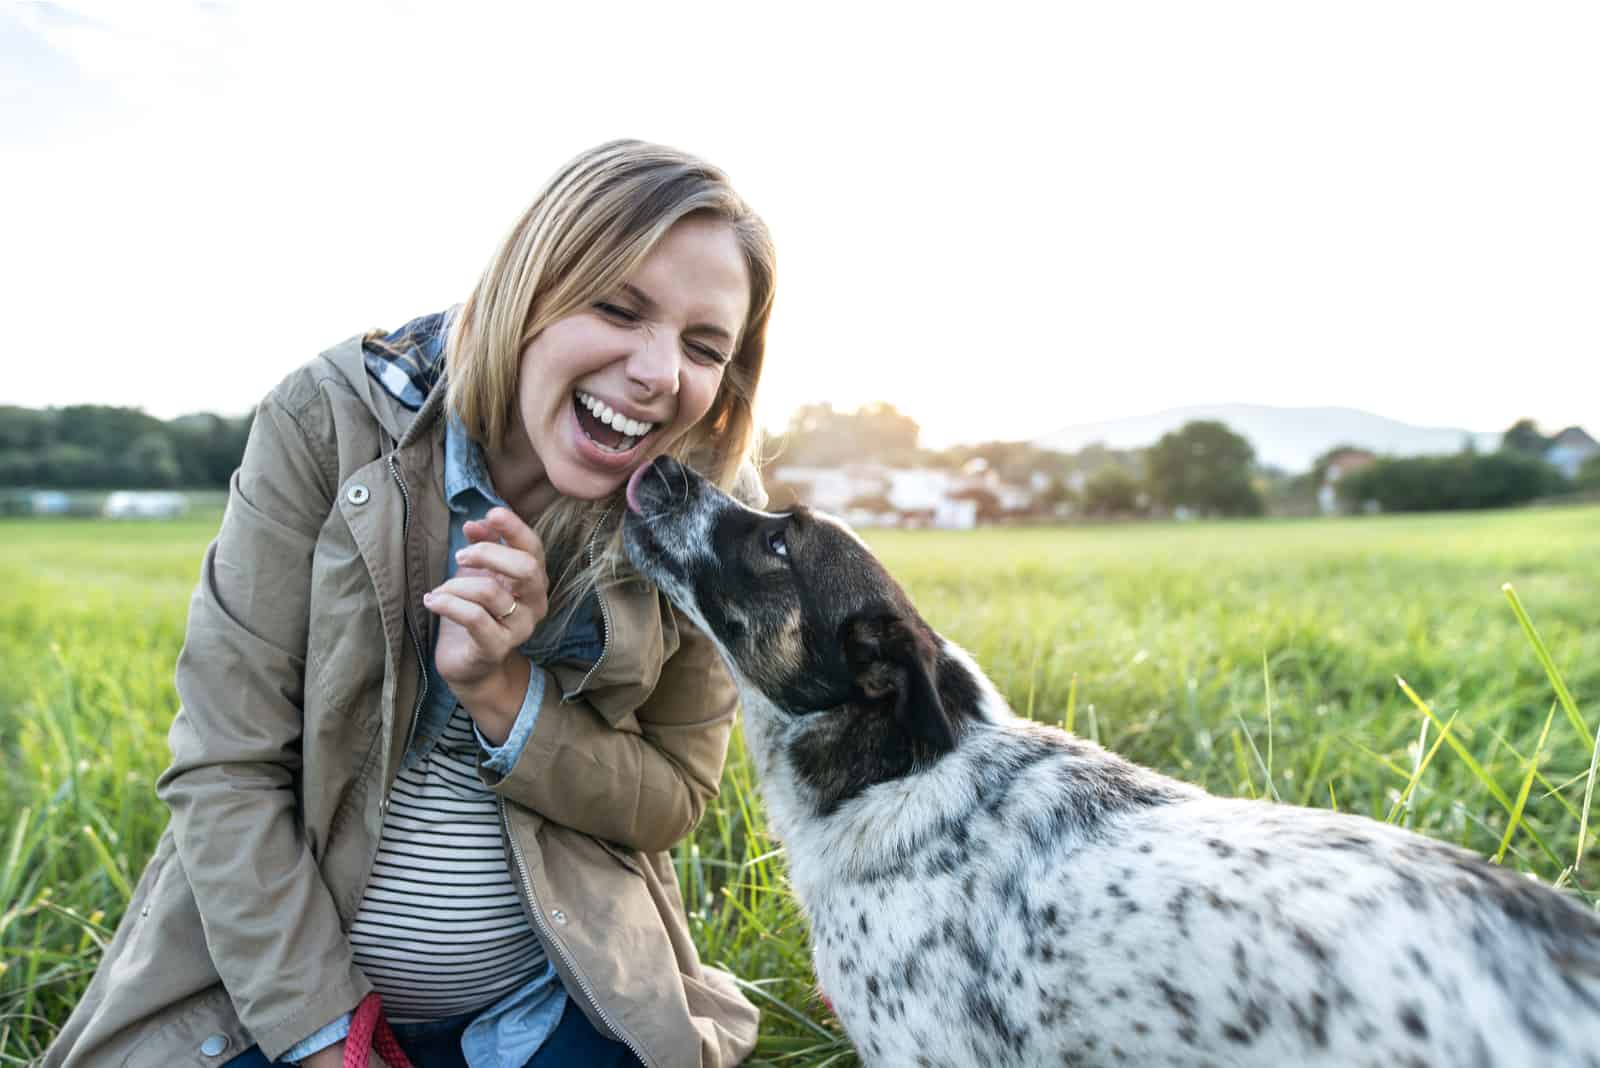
[457,508,550,613]
[424,586,498,630]
[456,541,544,587]
[463,507,545,560]
[432,575,516,616]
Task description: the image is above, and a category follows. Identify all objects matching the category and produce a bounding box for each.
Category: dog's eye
[765,528,789,558]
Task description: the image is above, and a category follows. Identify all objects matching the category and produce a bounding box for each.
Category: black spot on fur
[1398,1002,1427,1039]
[1290,992,1330,1048]
[1518,1006,1557,1048]
[963,985,1029,1056]
[900,955,921,993]
[1325,832,1375,852]
[1292,926,1332,966]
[1168,887,1193,939]
[1156,978,1198,1023]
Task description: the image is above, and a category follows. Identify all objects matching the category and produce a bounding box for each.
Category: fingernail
[455,549,467,562]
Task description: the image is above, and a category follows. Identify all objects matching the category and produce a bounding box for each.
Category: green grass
[2,507,1596,1064]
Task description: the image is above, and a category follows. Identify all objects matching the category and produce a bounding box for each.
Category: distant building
[1544,427,1599,480]
[103,491,189,519]
[1318,449,1377,515]
[29,491,71,515]
[769,461,1034,529]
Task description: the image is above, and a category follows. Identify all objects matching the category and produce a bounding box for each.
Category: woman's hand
[424,507,550,743]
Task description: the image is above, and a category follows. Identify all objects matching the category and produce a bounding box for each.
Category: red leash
[344,993,414,1068]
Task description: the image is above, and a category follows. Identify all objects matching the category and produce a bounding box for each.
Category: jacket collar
[358,309,456,449]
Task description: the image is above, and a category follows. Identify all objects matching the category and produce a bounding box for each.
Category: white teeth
[574,391,656,439]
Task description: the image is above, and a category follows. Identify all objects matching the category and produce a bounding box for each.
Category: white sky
[4,0,1596,448]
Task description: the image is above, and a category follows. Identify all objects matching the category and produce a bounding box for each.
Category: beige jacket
[44,336,759,1067]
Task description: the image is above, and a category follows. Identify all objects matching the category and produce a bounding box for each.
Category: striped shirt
[347,702,546,1021]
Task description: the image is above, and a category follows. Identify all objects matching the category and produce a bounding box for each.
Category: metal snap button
[345,484,371,505]
[199,1034,230,1057]
[551,908,568,925]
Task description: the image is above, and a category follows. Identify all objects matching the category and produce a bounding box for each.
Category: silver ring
[497,599,519,621]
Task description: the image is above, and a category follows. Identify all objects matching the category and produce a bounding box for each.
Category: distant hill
[1034,404,1502,473]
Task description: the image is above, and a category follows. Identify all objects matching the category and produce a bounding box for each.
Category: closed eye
[687,341,730,366]
[595,302,641,323]
[765,528,788,558]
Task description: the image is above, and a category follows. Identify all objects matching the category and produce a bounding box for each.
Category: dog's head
[623,457,977,806]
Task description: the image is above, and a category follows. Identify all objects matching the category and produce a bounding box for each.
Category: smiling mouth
[574,390,657,454]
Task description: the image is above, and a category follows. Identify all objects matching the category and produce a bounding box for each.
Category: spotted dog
[621,457,1600,1068]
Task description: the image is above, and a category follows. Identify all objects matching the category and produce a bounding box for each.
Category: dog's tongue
[625,462,651,514]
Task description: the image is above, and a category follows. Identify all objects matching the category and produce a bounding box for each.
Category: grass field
[2,506,1596,1064]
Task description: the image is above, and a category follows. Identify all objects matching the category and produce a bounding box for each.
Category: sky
[4,0,1596,448]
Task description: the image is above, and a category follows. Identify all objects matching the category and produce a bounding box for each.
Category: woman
[46,140,775,1068]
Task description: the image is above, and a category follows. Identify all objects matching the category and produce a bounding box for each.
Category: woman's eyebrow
[621,282,735,341]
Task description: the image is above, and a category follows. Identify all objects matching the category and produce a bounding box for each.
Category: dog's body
[623,458,1600,1068]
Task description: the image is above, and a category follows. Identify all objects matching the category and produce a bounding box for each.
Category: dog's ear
[841,612,962,757]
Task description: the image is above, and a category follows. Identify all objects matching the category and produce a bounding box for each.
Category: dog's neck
[736,638,1016,887]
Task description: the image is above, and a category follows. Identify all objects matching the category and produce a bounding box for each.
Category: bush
[1340,451,1565,512]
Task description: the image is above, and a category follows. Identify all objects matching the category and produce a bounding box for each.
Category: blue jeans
[224,997,642,1067]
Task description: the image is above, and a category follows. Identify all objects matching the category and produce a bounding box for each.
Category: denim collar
[444,412,505,515]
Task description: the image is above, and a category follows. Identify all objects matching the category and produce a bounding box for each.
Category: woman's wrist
[454,656,532,746]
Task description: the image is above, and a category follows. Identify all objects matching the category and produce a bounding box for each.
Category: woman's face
[514,215,750,501]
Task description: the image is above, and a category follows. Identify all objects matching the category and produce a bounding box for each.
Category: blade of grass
[1235,713,1286,805]
[1395,677,1565,870]
[1576,713,1600,878]
[723,973,838,1041]
[1262,652,1274,795]
[1386,711,1457,825]
[77,826,131,903]
[1502,583,1589,743]
[1494,703,1558,864]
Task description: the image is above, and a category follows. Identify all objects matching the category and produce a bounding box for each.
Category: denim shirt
[286,318,604,1066]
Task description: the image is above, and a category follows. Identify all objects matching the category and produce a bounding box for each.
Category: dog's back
[802,718,1600,1067]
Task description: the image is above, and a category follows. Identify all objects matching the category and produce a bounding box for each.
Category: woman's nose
[626,331,680,399]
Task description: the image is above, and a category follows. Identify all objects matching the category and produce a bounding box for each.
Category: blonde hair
[446,139,776,639]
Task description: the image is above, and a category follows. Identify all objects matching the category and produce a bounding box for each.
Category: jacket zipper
[387,453,430,780]
[499,800,656,1068]
[502,502,654,1063]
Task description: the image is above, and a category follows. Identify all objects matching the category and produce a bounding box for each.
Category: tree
[1577,453,1600,492]
[1145,420,1262,517]
[121,432,182,487]
[775,402,922,467]
[1501,418,1548,457]
[1083,467,1142,517]
[1339,451,1564,512]
[0,404,253,488]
